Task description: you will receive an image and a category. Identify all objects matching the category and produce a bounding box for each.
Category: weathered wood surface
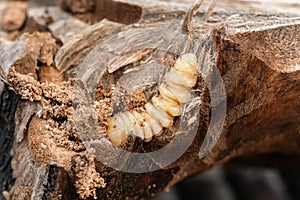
[0,0,299,199]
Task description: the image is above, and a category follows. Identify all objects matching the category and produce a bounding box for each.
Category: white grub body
[107,53,198,147]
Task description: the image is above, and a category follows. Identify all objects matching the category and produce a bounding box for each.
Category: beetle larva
[107,53,198,146]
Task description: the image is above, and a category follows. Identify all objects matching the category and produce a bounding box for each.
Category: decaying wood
[0,0,299,199]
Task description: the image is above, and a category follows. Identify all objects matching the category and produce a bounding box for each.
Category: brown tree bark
[0,0,299,199]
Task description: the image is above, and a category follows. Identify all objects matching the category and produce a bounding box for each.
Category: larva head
[174,53,198,75]
[182,53,197,67]
[107,117,128,147]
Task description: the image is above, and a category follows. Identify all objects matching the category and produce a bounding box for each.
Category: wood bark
[0,0,299,199]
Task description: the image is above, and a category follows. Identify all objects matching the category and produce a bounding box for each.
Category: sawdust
[7,69,72,119]
[41,100,73,119]
[8,68,113,126]
[10,186,32,200]
[95,85,112,101]
[8,69,112,198]
[42,80,73,103]
[71,154,106,199]
[94,99,113,132]
[45,119,85,152]
[28,117,73,167]
[128,90,147,111]
[40,80,74,119]
[93,85,114,132]
[7,69,42,101]
[8,71,147,147]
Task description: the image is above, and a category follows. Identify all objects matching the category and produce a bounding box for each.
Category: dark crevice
[97,0,143,25]
[0,84,18,200]
[61,0,143,25]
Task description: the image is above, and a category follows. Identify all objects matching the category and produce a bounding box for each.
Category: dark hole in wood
[61,0,143,25]
[96,0,143,25]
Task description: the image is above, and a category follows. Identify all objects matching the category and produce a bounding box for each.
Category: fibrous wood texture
[0,0,299,199]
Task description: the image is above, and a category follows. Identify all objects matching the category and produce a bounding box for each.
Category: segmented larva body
[107,53,198,146]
